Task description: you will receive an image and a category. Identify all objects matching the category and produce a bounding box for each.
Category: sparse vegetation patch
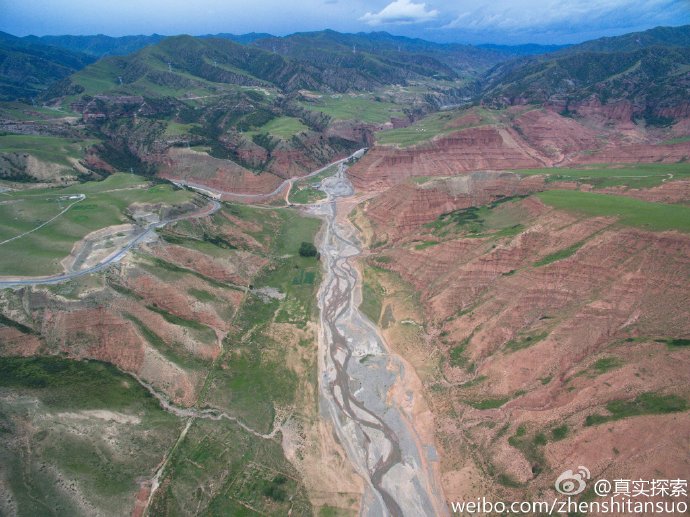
[586,392,688,426]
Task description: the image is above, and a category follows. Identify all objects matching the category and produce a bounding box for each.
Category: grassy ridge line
[516,162,690,189]
[0,134,99,166]
[533,241,585,267]
[537,190,690,233]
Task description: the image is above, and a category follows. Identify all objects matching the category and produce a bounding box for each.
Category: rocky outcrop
[513,108,602,161]
[348,106,690,192]
[547,96,638,126]
[348,126,549,190]
[362,171,546,242]
[148,244,266,286]
[158,147,283,195]
[360,186,690,504]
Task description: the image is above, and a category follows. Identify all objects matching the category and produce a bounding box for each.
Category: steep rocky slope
[350,125,548,190]
[352,171,690,506]
[360,171,545,241]
[349,106,690,190]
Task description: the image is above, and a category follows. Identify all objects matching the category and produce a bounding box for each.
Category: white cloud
[360,0,439,26]
[442,0,682,32]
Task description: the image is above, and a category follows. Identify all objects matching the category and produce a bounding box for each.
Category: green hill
[53,31,505,99]
[21,33,275,58]
[481,25,690,124]
[562,24,690,54]
[0,32,95,100]
[22,34,166,58]
[251,30,509,82]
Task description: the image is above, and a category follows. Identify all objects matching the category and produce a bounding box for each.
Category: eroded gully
[310,162,448,517]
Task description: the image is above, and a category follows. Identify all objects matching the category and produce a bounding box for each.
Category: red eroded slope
[158,148,282,195]
[513,109,602,161]
[348,126,549,190]
[349,107,690,191]
[568,140,690,166]
[362,172,546,241]
[359,185,690,500]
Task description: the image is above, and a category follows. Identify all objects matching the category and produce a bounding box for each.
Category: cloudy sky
[2,0,689,44]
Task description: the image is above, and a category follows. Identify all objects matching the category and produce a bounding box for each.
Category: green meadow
[301,94,404,123]
[0,173,197,276]
[516,162,690,189]
[246,116,308,140]
[375,107,493,147]
[0,134,98,167]
[537,190,690,233]
[288,184,326,204]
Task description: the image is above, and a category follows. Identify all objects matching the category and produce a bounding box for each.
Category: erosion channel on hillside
[311,160,447,516]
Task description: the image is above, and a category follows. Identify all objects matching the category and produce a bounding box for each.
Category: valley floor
[312,163,447,516]
[2,101,690,516]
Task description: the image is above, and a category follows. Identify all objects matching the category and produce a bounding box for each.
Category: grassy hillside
[245,116,308,139]
[563,24,690,54]
[375,107,494,146]
[516,162,690,189]
[482,44,690,124]
[0,134,97,166]
[300,93,404,123]
[537,190,690,232]
[0,357,182,515]
[0,198,328,515]
[252,29,510,80]
[0,173,197,276]
[23,33,166,57]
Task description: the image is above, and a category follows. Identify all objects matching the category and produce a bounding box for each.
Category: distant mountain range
[481,25,690,124]
[25,31,514,101]
[2,24,689,118]
[477,43,570,56]
[0,31,95,100]
[15,29,563,60]
[0,29,569,101]
[559,24,690,53]
[20,33,276,58]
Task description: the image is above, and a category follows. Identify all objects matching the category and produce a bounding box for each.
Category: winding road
[0,149,367,288]
[311,163,448,516]
[168,148,367,202]
[0,199,221,287]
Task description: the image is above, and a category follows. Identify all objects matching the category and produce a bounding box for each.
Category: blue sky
[1,0,689,44]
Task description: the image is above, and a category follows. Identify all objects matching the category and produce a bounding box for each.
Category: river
[311,162,448,516]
